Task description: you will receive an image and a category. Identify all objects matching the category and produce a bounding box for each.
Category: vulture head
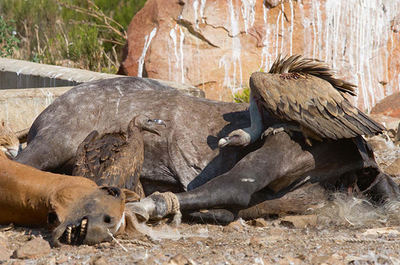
[218,129,252,148]
[129,114,167,137]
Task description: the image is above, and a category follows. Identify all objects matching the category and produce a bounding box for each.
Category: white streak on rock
[193,0,199,29]
[240,0,256,33]
[179,27,186,83]
[200,0,207,23]
[137,27,157,77]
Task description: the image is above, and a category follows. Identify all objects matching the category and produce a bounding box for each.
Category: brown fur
[0,121,19,158]
[0,154,140,245]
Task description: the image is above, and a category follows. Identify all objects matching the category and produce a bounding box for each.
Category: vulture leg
[262,123,301,138]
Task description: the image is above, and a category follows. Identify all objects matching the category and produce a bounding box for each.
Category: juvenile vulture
[219,55,384,147]
[73,115,166,197]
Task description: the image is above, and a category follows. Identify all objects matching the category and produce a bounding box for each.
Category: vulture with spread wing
[219,55,384,147]
[73,115,166,197]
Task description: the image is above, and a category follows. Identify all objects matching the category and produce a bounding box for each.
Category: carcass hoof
[125,198,156,222]
[126,202,150,222]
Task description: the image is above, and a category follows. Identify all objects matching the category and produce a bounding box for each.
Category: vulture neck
[128,126,141,138]
[243,94,264,144]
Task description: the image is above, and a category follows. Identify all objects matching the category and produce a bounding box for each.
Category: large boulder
[371,92,400,118]
[119,0,400,110]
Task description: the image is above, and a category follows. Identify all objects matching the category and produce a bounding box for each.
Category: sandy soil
[1,214,400,265]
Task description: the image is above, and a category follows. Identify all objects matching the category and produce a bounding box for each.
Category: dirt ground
[1,216,400,265]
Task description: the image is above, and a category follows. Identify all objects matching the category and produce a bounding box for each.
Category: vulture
[219,54,384,147]
[73,115,166,197]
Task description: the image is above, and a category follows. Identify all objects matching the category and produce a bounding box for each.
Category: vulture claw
[262,126,285,139]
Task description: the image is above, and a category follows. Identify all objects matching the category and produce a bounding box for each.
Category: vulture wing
[73,131,127,184]
[73,130,100,178]
[250,55,384,140]
[101,135,144,191]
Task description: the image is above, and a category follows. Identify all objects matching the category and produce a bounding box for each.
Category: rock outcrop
[371,92,400,118]
[119,0,400,110]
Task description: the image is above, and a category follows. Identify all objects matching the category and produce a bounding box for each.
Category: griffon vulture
[73,115,166,197]
[219,55,384,147]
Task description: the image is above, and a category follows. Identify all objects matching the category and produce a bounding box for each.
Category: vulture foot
[262,123,300,139]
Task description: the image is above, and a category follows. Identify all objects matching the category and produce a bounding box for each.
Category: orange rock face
[371,92,400,118]
[119,0,400,110]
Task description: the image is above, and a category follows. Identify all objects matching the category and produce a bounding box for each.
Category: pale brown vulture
[73,115,166,197]
[219,55,384,147]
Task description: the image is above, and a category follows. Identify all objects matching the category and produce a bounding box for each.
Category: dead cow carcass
[15,75,400,224]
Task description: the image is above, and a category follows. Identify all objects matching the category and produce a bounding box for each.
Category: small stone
[248,218,268,227]
[250,236,267,247]
[37,256,56,265]
[223,219,243,232]
[280,215,318,229]
[0,244,11,261]
[56,254,69,264]
[254,257,272,265]
[279,256,303,265]
[311,255,345,265]
[13,237,51,259]
[167,253,194,265]
[90,256,108,265]
[362,227,400,237]
[268,227,286,236]
[384,158,400,176]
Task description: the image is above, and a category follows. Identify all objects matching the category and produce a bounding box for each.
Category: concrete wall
[0,87,72,132]
[0,58,203,132]
[0,58,119,89]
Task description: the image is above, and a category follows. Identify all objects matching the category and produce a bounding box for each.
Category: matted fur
[0,121,19,157]
[269,54,357,96]
[316,193,400,227]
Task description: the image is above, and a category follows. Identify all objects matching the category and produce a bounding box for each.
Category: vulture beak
[218,137,231,148]
[218,129,251,148]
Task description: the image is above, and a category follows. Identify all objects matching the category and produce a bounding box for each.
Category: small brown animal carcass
[73,115,166,197]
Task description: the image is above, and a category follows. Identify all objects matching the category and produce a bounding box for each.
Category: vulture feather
[73,115,166,197]
[219,55,384,147]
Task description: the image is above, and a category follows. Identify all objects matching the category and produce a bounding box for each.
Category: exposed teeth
[66,226,72,244]
[80,219,87,237]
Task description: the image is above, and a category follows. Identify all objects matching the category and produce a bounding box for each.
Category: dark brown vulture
[73,115,166,197]
[219,55,384,147]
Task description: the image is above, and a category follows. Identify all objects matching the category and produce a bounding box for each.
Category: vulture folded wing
[73,130,99,178]
[250,71,384,140]
[98,136,144,190]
